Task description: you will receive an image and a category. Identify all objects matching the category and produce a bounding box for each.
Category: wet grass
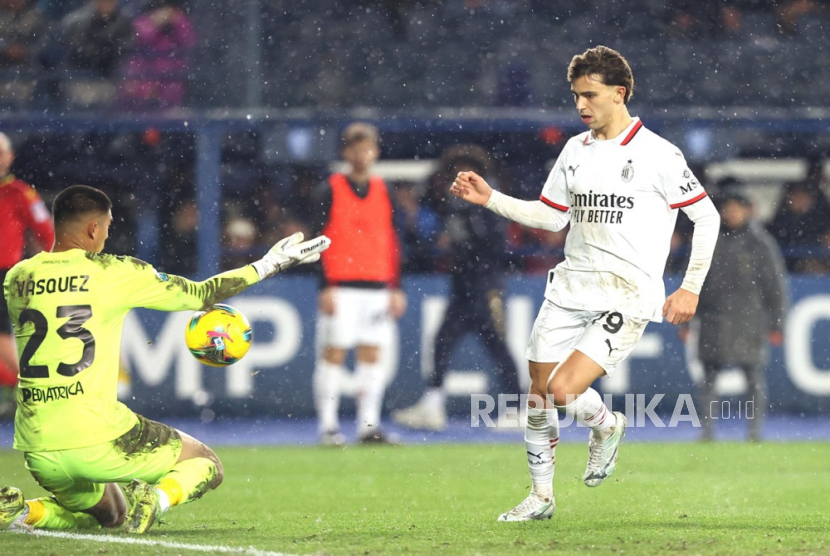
[2,442,828,554]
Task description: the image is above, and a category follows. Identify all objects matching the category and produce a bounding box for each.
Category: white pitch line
[7,528,298,556]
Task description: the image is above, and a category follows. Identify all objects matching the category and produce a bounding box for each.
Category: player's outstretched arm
[451,171,570,232]
[251,232,331,280]
[133,233,331,312]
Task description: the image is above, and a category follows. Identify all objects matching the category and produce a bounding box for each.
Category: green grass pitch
[1,442,828,555]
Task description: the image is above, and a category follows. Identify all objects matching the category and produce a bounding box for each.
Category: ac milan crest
[621,160,634,183]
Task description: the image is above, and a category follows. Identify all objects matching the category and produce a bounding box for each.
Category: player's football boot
[124,479,162,534]
[583,411,627,487]
[358,428,400,445]
[319,429,347,447]
[0,487,26,530]
[391,400,447,431]
[497,491,555,522]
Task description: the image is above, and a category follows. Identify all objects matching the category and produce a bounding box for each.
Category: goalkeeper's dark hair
[567,45,634,104]
[53,185,112,227]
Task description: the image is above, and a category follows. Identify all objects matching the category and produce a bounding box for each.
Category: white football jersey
[540,117,707,322]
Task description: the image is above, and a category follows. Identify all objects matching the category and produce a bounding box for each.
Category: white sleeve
[539,150,571,211]
[678,195,720,294]
[660,148,707,209]
[484,190,571,232]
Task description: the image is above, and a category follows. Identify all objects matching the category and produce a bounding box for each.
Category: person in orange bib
[312,122,406,445]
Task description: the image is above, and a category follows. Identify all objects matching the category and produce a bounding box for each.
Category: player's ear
[86,220,98,240]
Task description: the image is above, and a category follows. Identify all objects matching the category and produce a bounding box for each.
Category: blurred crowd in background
[2,0,830,277]
[0,0,829,109]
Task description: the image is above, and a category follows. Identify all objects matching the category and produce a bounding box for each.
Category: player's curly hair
[439,144,492,176]
[53,185,112,226]
[567,46,635,104]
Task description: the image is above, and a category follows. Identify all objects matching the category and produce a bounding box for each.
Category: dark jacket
[62,4,133,76]
[440,195,509,304]
[697,222,788,366]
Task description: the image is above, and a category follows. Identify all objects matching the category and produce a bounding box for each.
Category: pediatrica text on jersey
[14,275,90,297]
[20,381,85,403]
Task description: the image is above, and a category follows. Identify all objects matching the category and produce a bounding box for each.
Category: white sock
[313,360,342,433]
[355,360,386,437]
[155,488,171,512]
[557,387,614,436]
[525,405,558,499]
[422,387,445,412]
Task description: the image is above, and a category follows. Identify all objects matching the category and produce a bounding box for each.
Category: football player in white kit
[450,46,721,521]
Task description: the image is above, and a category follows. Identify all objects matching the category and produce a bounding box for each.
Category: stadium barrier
[121,274,830,419]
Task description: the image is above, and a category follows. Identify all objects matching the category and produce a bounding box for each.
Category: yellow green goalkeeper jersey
[3,249,259,452]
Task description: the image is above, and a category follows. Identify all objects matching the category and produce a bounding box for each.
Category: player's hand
[389,289,407,319]
[252,232,331,279]
[319,288,335,315]
[662,288,698,325]
[449,171,492,206]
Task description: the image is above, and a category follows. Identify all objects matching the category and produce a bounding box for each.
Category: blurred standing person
[693,192,788,442]
[393,181,441,273]
[312,123,406,445]
[120,0,196,108]
[61,0,133,77]
[392,145,521,431]
[0,133,55,404]
[0,0,45,68]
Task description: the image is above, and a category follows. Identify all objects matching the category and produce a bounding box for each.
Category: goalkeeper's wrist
[251,259,278,281]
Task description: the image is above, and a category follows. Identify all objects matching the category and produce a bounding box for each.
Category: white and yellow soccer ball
[184,303,252,367]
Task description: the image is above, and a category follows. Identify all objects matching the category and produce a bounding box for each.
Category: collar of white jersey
[583,117,644,146]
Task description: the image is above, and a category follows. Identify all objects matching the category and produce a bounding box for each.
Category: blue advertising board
[121,275,830,418]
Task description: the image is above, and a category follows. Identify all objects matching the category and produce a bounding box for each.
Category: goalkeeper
[0,185,330,534]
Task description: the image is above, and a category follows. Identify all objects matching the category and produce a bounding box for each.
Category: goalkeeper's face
[343,139,379,173]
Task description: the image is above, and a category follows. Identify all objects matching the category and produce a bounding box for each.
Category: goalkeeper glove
[251,232,331,280]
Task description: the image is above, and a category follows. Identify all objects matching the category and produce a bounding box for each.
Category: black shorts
[0,270,10,335]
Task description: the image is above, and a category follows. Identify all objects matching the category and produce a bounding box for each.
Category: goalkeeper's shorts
[23,414,182,512]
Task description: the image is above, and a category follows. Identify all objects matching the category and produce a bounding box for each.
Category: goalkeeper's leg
[1,483,121,530]
[126,431,224,533]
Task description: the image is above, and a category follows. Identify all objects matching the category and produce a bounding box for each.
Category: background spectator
[393,181,440,273]
[0,132,54,418]
[121,0,196,109]
[693,191,788,441]
[61,0,132,77]
[222,215,258,271]
[767,180,830,272]
[0,0,44,68]
[392,144,520,431]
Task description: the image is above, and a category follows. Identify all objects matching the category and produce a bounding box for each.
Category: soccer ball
[184,303,252,367]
